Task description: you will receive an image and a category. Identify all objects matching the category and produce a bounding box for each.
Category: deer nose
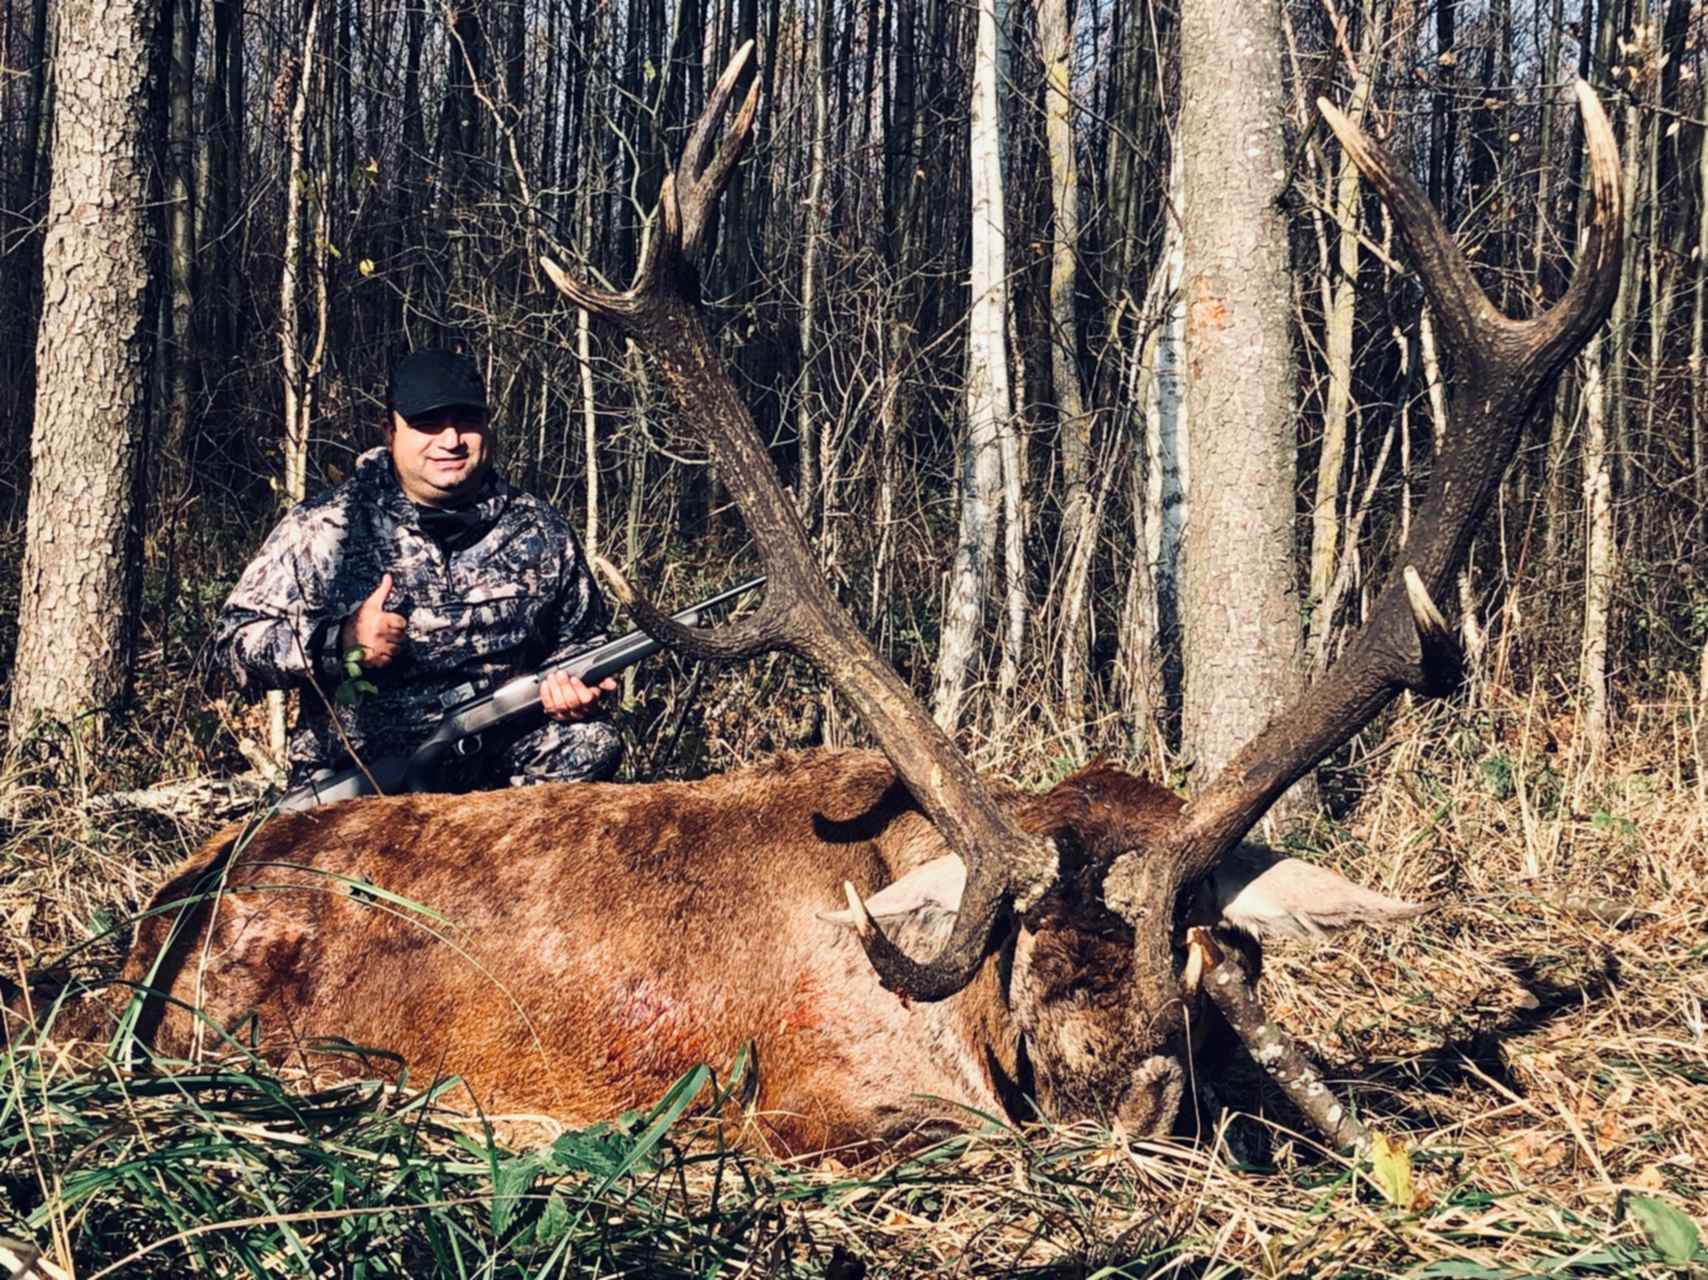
[1112,1054,1186,1137]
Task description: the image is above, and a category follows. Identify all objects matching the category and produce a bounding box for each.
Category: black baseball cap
[387,349,488,419]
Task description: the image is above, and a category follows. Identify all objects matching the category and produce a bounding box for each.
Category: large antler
[1105,83,1623,920]
[542,44,1056,1000]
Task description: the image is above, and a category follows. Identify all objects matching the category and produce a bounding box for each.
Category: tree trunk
[272,0,324,761]
[207,0,244,382]
[1307,5,1380,666]
[1177,0,1313,819]
[9,0,160,738]
[278,0,323,507]
[1117,165,1186,759]
[1691,99,1708,523]
[1042,0,1094,739]
[1580,331,1613,767]
[161,0,196,484]
[933,0,1012,734]
[796,0,830,532]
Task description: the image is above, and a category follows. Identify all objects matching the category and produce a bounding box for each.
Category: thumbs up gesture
[339,574,408,670]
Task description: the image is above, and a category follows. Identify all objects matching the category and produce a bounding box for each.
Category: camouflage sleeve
[505,524,622,782]
[212,509,348,697]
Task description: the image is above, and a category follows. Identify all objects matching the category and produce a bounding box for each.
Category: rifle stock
[277,576,765,812]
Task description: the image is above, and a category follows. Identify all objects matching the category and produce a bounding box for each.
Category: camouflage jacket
[214,447,622,786]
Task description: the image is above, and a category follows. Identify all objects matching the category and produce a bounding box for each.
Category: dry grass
[1,677,1704,1276]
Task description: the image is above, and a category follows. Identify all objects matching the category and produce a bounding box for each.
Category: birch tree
[934,0,1013,734]
[1042,0,1096,737]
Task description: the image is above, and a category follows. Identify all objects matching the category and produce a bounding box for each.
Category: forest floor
[0,678,1703,1277]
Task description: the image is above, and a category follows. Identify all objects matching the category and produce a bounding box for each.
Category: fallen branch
[1187,926,1370,1154]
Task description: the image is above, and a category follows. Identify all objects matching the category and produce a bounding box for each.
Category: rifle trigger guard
[454,733,484,759]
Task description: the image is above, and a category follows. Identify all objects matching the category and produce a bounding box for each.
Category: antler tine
[1316,98,1507,359]
[677,40,756,188]
[676,42,761,262]
[593,556,790,660]
[839,881,1001,1000]
[1104,85,1624,917]
[546,48,757,314]
[540,255,637,320]
[551,48,1060,1002]
[1531,82,1625,361]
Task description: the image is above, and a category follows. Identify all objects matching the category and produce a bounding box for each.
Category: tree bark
[1307,6,1380,667]
[933,0,1012,734]
[1580,331,1613,767]
[161,0,197,486]
[1117,168,1186,758]
[272,0,325,761]
[796,0,830,533]
[1042,0,1095,739]
[278,0,323,508]
[9,0,160,737]
[1178,0,1313,819]
[1692,98,1708,523]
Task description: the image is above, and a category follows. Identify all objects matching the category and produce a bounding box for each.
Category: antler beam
[544,44,1056,1000]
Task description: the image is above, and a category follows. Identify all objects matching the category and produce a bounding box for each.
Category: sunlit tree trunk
[1177,0,1313,818]
[1580,332,1613,767]
[1042,0,1095,740]
[934,0,1012,734]
[1307,5,1379,667]
[9,0,160,739]
[271,0,325,760]
[279,0,324,508]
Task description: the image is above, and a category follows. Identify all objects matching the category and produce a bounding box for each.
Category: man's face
[386,405,491,506]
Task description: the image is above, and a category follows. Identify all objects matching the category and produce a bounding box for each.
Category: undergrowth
[1,670,1705,1276]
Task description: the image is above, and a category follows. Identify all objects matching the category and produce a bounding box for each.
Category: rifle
[276,576,765,812]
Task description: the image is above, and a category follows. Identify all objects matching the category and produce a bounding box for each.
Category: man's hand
[340,574,408,670]
[541,671,618,722]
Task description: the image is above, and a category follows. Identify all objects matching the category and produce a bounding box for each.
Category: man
[215,349,621,789]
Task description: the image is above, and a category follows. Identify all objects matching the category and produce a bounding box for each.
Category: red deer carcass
[26,53,1624,1155]
[95,750,1420,1151]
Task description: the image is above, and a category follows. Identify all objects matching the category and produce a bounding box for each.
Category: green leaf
[491,1153,544,1235]
[536,1188,572,1242]
[1625,1193,1701,1264]
[1409,1262,1523,1279]
[343,646,366,678]
[548,1121,630,1179]
[591,1064,710,1196]
[1366,1131,1415,1209]
[1590,810,1637,836]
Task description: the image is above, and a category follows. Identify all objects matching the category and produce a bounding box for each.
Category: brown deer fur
[65,750,1220,1153]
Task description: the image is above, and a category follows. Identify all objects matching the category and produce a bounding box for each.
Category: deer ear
[819,856,966,946]
[1211,845,1428,942]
